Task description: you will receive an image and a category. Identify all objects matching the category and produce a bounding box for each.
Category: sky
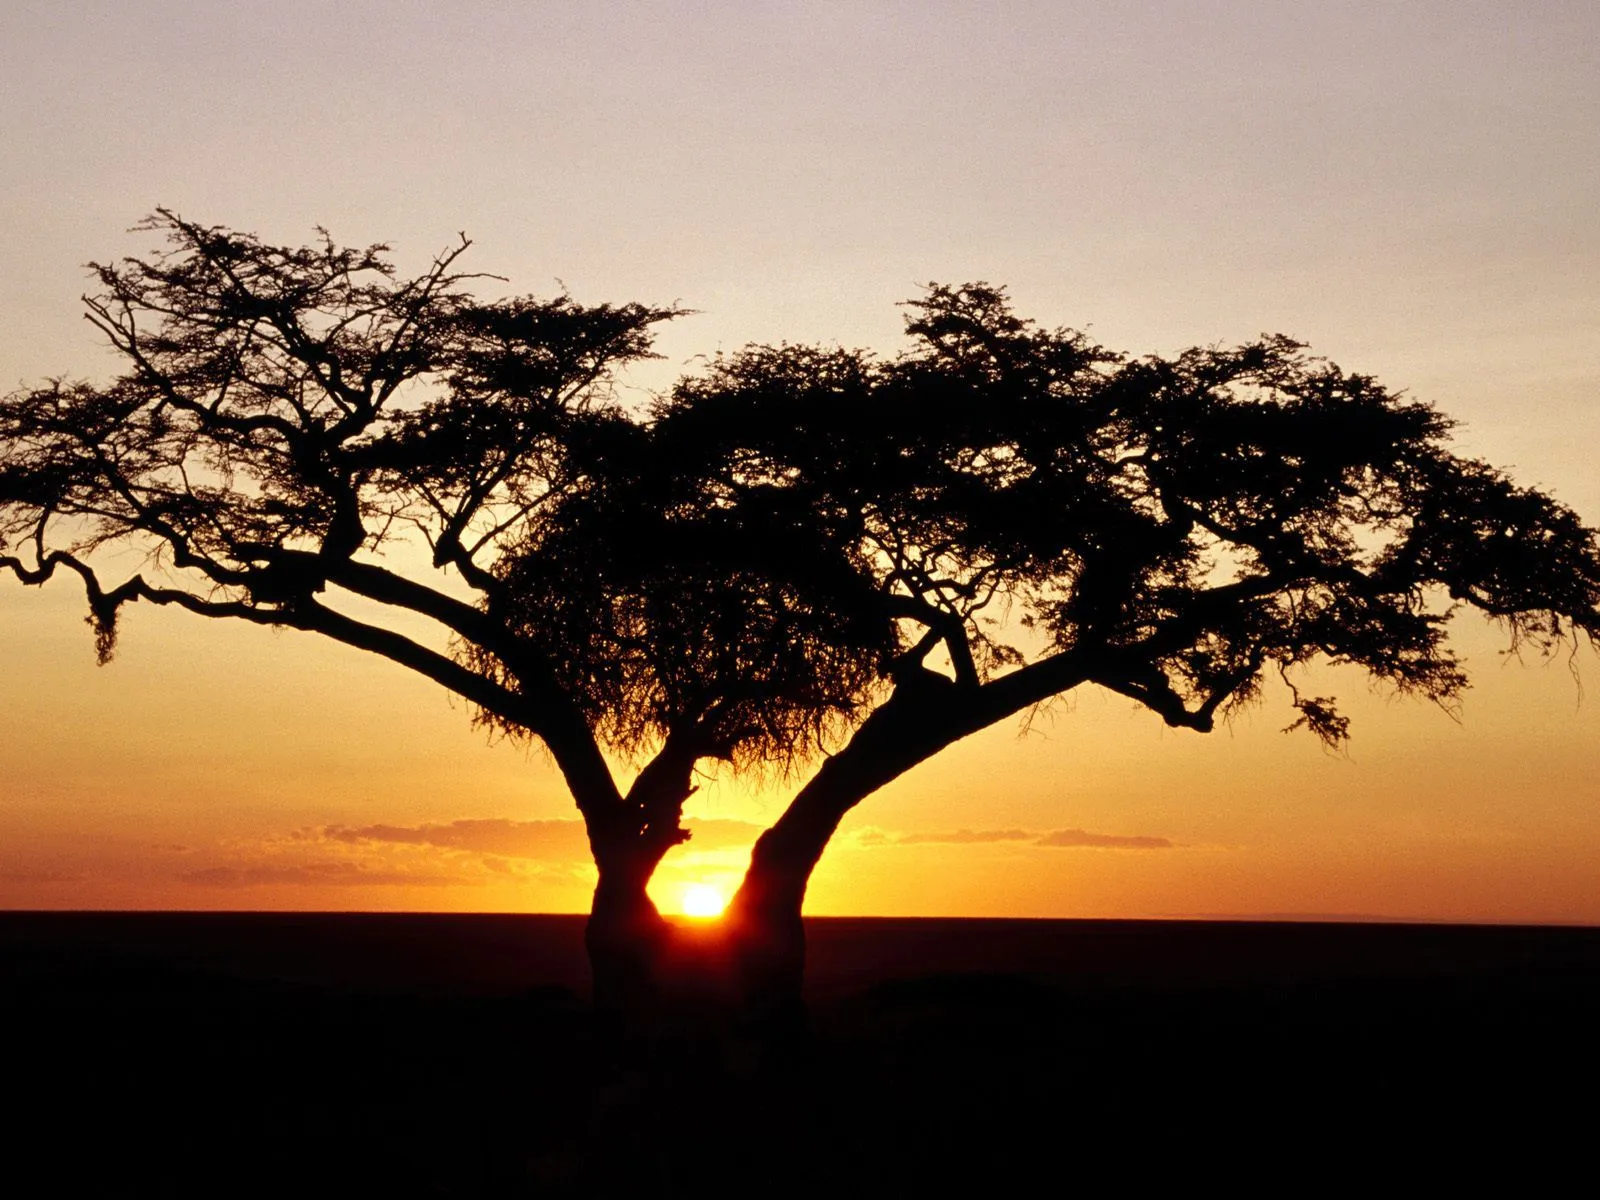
[2,1,1597,921]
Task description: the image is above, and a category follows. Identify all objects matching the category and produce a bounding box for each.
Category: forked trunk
[583,693,950,1049]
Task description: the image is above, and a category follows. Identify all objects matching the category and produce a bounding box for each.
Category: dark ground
[4,913,1597,1194]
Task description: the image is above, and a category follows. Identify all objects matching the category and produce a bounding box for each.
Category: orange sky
[2,2,1597,921]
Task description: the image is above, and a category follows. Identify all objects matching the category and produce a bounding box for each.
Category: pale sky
[2,1,1597,920]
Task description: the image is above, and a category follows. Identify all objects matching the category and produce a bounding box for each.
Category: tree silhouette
[5,216,1599,1029]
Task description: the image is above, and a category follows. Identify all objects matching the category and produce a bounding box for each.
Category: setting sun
[681,884,728,919]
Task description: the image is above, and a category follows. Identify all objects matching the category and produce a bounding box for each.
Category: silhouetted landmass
[4,913,1595,1194]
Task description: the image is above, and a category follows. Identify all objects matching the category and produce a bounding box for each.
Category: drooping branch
[0,547,544,727]
[6,543,630,835]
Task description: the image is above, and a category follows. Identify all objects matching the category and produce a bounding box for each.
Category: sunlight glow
[681,883,728,918]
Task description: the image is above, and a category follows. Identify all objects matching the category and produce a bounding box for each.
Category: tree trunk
[725,768,872,1043]
[585,868,668,1033]
[725,835,811,1044]
[726,691,963,1032]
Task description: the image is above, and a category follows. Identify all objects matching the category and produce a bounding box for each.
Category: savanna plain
[6,910,1597,1195]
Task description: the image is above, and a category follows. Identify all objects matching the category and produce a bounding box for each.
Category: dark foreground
[5,913,1598,1194]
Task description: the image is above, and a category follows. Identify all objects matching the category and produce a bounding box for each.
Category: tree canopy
[488,279,1600,760]
[4,213,1598,1012]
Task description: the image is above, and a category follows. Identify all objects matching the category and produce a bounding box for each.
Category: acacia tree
[4,216,1599,1023]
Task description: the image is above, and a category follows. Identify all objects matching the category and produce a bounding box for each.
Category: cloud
[678,819,767,849]
[1036,828,1173,850]
[321,818,591,861]
[0,869,85,884]
[187,815,1171,895]
[180,862,470,888]
[895,828,1034,845]
[316,816,765,860]
[855,826,1175,850]
[172,814,759,894]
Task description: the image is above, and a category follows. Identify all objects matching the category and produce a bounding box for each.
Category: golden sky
[2,2,1597,921]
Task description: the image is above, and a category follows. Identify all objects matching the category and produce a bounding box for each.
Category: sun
[680,883,728,919]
